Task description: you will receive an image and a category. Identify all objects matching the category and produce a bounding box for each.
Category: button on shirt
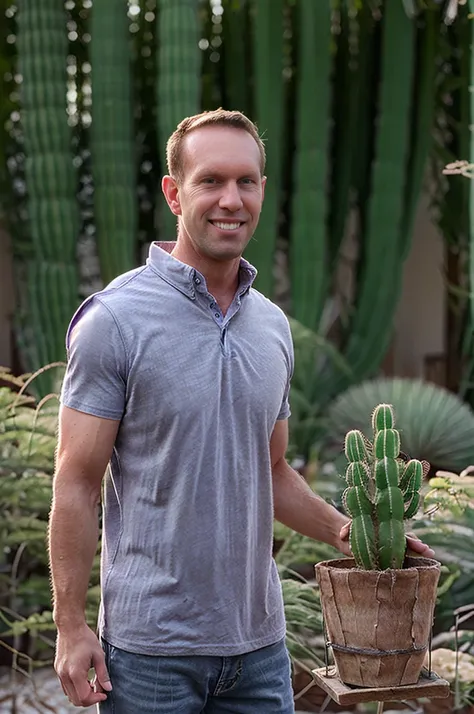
[60,241,294,656]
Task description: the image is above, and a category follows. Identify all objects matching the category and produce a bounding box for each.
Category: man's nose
[219,182,243,212]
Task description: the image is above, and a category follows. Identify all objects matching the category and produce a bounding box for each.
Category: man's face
[165,125,266,262]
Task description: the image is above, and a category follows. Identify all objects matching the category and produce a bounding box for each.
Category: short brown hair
[166,108,266,183]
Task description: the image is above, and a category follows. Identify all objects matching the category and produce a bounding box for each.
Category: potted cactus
[315,403,440,689]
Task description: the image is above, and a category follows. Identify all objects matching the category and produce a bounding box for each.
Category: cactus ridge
[341,403,426,570]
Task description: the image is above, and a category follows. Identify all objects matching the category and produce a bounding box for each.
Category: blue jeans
[98,637,295,713]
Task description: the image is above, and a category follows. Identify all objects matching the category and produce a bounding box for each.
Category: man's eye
[240,178,254,185]
[202,178,216,184]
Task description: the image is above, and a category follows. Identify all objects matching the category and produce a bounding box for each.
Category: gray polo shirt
[60,242,294,656]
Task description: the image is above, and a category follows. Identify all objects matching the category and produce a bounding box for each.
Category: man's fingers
[58,667,108,707]
[406,534,435,558]
[74,678,108,707]
[339,521,350,540]
[93,650,113,692]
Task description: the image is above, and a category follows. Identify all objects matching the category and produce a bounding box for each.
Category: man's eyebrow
[193,168,260,180]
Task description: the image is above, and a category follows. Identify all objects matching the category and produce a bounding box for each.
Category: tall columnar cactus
[289,0,332,331]
[337,0,417,389]
[470,0,474,328]
[221,0,250,115]
[90,0,137,285]
[245,0,285,297]
[156,0,201,240]
[343,403,426,571]
[16,0,80,395]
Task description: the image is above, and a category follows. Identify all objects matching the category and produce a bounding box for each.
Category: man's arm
[270,419,350,555]
[270,419,436,559]
[48,404,120,707]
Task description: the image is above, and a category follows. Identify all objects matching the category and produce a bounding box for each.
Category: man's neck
[169,240,241,306]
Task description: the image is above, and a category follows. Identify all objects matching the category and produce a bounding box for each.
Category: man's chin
[205,239,250,262]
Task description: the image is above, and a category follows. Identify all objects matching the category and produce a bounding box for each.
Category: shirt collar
[147,241,257,298]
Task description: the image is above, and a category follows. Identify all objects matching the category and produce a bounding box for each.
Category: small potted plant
[315,403,440,689]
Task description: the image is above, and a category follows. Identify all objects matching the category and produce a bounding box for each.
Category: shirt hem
[100,625,287,657]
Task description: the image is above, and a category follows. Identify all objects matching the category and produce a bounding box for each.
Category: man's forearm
[273,457,349,551]
[48,472,100,632]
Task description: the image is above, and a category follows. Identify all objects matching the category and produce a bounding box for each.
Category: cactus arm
[400,459,423,495]
[400,459,423,518]
[346,462,372,500]
[404,493,421,520]
[344,487,377,570]
[345,429,369,462]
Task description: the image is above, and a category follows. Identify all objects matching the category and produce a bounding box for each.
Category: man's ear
[162,175,182,216]
[261,175,267,201]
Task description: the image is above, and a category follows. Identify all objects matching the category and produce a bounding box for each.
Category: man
[49,109,434,713]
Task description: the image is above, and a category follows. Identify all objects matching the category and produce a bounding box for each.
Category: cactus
[342,403,427,570]
[156,0,201,240]
[245,0,285,297]
[221,0,250,115]
[336,0,417,389]
[289,0,332,331]
[16,0,80,396]
[90,0,137,284]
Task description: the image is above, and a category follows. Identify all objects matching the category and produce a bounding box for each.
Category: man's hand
[405,532,436,559]
[339,522,436,560]
[55,624,112,707]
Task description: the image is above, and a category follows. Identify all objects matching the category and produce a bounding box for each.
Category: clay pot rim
[315,556,441,573]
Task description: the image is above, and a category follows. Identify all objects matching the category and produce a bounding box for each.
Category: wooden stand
[312,666,450,708]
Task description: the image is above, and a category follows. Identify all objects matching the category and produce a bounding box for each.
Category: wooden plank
[312,667,450,706]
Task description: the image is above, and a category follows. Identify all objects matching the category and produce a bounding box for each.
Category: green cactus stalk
[221,0,250,115]
[90,0,137,285]
[338,0,417,388]
[245,0,285,297]
[156,0,201,240]
[16,0,80,396]
[470,0,474,328]
[343,403,425,571]
[289,0,332,331]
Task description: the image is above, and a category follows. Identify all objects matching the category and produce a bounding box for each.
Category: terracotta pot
[314,556,440,688]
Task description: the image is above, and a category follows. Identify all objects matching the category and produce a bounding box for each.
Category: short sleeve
[60,296,127,420]
[277,316,294,421]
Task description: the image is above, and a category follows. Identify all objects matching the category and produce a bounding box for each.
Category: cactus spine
[343,403,425,570]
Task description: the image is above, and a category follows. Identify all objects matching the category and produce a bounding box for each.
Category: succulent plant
[342,403,428,570]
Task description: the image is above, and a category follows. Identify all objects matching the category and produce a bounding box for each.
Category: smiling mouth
[209,220,244,231]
